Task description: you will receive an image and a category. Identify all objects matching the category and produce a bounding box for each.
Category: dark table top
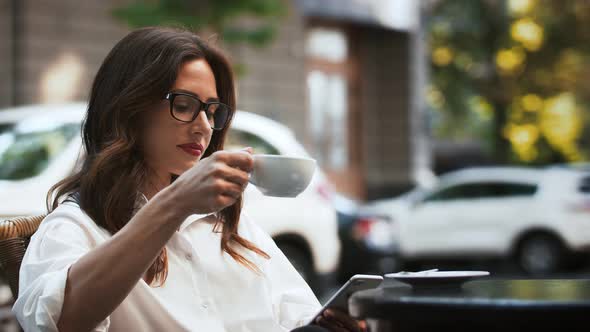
[349,278,590,331]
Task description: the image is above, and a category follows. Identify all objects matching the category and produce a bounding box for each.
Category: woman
[12,27,364,332]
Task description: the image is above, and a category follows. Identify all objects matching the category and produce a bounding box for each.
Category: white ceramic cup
[248,154,316,197]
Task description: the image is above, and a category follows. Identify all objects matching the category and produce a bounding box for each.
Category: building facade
[1,0,430,201]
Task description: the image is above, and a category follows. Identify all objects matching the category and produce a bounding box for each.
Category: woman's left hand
[314,309,367,332]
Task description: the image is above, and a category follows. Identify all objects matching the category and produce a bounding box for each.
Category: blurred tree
[112,0,287,75]
[425,0,590,164]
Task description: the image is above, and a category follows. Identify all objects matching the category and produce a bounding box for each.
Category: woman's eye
[175,104,191,113]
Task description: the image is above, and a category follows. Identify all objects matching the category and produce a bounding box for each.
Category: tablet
[306,274,383,325]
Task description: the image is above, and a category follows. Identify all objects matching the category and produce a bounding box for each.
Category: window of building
[306,27,350,171]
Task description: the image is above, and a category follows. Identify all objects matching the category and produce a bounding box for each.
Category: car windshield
[0,121,79,180]
[399,185,431,204]
[403,188,425,202]
[225,129,280,155]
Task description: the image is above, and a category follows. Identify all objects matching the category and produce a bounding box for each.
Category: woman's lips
[177,144,203,157]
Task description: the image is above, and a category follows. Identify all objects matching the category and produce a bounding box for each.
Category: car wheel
[277,243,316,288]
[517,234,564,275]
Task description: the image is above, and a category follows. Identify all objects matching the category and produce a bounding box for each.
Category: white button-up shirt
[12,201,321,331]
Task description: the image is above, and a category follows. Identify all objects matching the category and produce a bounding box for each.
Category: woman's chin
[178,160,199,173]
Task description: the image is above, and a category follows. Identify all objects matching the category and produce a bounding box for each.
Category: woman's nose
[192,109,213,133]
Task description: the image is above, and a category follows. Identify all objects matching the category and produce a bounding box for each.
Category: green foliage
[426,0,590,164]
[112,0,287,47]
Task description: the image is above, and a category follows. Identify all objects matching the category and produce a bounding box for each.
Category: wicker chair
[0,215,45,300]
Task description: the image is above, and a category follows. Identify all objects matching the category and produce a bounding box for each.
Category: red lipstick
[177,143,203,157]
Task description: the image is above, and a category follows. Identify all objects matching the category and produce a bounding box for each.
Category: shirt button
[201,303,209,309]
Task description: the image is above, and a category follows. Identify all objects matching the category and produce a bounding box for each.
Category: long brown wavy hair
[47,27,269,286]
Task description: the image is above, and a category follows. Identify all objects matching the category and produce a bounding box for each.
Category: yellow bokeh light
[426,87,445,108]
[515,145,538,162]
[539,93,584,161]
[521,94,543,112]
[511,18,544,51]
[432,46,454,66]
[508,0,535,15]
[504,123,539,145]
[469,96,493,120]
[504,122,540,162]
[495,47,526,75]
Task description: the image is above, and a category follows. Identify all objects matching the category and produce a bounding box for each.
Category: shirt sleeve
[241,212,322,330]
[12,212,110,332]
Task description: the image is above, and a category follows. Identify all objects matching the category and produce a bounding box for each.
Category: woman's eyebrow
[171,88,220,102]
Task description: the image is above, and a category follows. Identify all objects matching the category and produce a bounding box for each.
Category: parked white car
[367,166,590,275]
[0,103,340,290]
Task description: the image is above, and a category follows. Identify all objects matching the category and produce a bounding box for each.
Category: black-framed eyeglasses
[164,92,231,131]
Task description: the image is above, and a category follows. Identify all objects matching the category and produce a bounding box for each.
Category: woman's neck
[142,170,171,200]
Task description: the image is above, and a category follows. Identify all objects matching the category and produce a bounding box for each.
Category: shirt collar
[178,213,214,232]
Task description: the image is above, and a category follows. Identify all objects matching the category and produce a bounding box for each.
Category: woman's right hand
[172,148,254,216]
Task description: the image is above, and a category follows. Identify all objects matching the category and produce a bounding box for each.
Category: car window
[0,123,79,180]
[225,129,280,155]
[577,175,590,194]
[0,124,14,134]
[423,183,486,202]
[424,182,536,202]
[491,182,537,196]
